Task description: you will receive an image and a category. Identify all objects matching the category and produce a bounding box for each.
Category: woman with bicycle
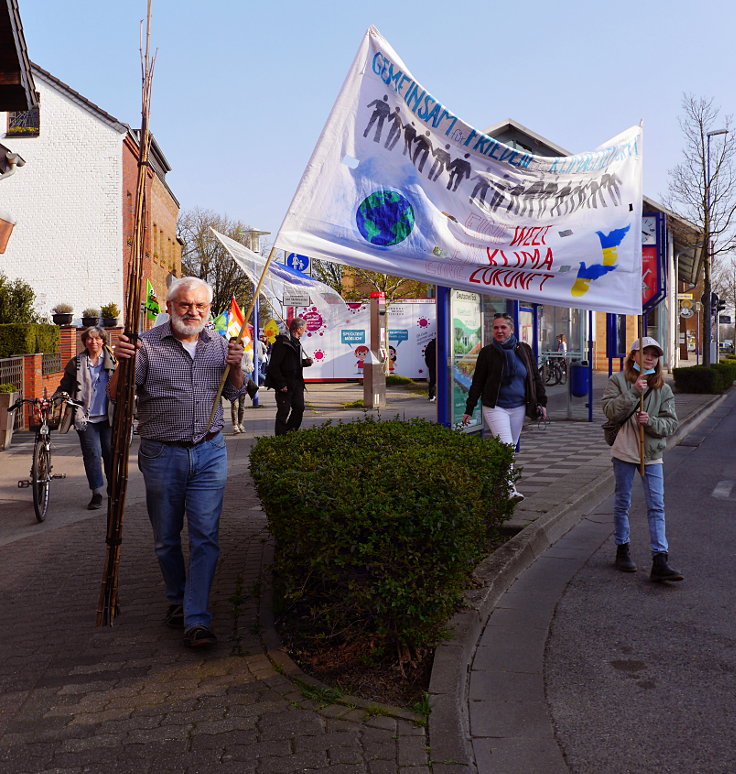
[56,326,117,510]
[461,313,547,501]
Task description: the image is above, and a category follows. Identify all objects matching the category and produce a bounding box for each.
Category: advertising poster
[294,299,436,380]
[451,290,483,429]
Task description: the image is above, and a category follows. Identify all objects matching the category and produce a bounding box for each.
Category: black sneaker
[165,604,184,629]
[87,493,103,510]
[184,625,217,649]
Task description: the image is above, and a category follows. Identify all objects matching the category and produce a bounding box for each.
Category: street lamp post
[704,128,728,365]
[236,228,271,406]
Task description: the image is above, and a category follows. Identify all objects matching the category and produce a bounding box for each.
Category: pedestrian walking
[461,312,546,500]
[255,334,268,385]
[109,277,246,648]
[267,317,313,435]
[601,336,683,581]
[55,326,117,510]
[424,337,436,402]
[231,349,258,433]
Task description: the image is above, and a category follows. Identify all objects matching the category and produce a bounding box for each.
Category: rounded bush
[250,417,514,653]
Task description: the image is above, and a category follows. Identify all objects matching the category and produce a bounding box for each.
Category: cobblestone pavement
[0,377,710,774]
[0,386,435,774]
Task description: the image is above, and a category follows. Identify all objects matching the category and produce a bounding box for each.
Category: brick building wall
[122,134,181,327]
[0,67,127,323]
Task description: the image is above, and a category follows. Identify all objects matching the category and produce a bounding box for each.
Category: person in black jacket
[268,317,313,435]
[461,312,546,500]
[424,337,437,402]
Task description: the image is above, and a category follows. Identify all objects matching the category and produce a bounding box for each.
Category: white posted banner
[211,229,348,324]
[277,26,643,315]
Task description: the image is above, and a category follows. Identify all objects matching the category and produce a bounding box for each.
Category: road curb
[427,391,728,772]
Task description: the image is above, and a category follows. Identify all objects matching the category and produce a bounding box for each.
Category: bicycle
[538,354,568,386]
[10,392,81,523]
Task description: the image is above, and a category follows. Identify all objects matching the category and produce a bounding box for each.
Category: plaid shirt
[135,323,244,443]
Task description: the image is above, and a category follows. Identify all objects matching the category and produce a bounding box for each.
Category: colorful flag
[212,311,228,336]
[226,296,254,352]
[273,27,643,315]
[227,296,245,339]
[145,279,160,321]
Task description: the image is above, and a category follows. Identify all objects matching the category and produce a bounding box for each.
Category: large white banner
[277,26,643,315]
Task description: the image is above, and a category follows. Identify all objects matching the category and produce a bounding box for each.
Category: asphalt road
[545,390,736,774]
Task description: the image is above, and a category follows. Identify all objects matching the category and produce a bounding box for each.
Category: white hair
[166,277,213,303]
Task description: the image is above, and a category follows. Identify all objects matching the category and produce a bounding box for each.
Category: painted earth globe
[356,190,415,247]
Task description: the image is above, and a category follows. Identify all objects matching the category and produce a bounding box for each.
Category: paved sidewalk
[0,377,719,773]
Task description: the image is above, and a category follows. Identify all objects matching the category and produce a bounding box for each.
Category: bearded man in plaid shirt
[110,277,245,649]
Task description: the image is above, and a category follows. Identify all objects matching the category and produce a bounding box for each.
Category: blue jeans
[138,433,227,629]
[77,421,112,491]
[612,458,668,554]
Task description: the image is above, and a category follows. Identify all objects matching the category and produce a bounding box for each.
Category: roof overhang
[643,196,703,286]
[0,0,37,111]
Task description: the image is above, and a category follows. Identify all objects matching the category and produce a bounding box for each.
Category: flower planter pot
[52,313,74,326]
[102,318,118,328]
[0,217,15,254]
[81,316,99,328]
[0,391,18,450]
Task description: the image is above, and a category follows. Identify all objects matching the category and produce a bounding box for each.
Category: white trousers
[481,404,526,448]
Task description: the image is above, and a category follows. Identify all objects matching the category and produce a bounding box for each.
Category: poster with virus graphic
[276,26,643,316]
[294,299,436,380]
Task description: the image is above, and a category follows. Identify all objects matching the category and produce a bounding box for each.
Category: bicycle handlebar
[9,393,83,413]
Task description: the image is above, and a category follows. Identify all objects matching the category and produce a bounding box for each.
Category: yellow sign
[263,319,280,343]
[677,293,693,300]
[680,299,693,310]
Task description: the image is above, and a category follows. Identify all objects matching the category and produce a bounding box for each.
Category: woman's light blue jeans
[612,457,668,554]
[138,433,227,629]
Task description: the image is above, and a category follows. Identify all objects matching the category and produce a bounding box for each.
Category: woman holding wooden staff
[601,337,683,582]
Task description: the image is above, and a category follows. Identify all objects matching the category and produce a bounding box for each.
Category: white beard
[170,311,206,337]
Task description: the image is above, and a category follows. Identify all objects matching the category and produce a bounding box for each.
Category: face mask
[633,362,655,375]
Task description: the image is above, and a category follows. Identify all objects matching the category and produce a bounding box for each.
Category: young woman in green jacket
[601,337,683,582]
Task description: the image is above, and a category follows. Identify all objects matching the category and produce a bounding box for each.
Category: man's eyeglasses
[174,301,210,313]
[493,313,512,320]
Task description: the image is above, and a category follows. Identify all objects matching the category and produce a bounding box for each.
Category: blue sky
[18,0,736,243]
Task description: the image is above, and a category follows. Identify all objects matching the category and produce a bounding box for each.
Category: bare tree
[177,208,255,315]
[311,259,429,306]
[666,94,736,363]
[712,255,736,313]
[312,259,347,296]
[342,267,429,306]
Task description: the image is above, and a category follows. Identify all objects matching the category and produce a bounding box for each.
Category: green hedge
[0,323,59,358]
[715,360,736,386]
[673,364,734,393]
[249,417,515,654]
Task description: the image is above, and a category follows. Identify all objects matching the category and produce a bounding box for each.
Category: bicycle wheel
[32,438,51,522]
[557,361,568,385]
[543,362,556,386]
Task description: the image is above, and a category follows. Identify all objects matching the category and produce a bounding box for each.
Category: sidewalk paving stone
[0,377,723,773]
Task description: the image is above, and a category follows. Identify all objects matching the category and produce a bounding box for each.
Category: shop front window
[538,304,585,360]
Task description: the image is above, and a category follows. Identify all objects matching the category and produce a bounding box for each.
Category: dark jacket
[267,334,311,390]
[464,340,546,416]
